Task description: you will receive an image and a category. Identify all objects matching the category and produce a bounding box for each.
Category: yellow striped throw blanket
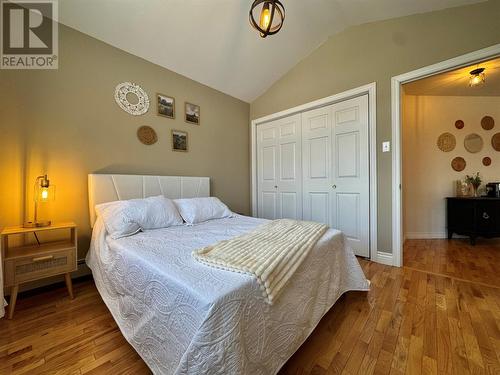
[193,219,328,304]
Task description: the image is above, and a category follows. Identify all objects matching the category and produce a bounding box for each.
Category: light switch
[382,141,391,152]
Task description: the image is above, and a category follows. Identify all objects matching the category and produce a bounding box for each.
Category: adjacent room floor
[1,239,499,374]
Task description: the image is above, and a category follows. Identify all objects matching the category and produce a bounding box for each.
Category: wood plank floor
[1,239,499,374]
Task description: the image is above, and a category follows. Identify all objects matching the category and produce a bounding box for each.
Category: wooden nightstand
[1,222,77,319]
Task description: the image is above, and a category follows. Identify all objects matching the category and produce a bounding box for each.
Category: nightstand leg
[8,285,19,319]
[64,273,74,299]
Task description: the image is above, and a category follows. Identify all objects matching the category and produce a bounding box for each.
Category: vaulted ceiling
[59,0,484,102]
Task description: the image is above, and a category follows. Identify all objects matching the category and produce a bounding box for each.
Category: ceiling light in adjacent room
[469,67,485,87]
[249,0,285,38]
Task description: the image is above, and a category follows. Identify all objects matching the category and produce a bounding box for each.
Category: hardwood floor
[404,238,500,287]
[1,239,499,374]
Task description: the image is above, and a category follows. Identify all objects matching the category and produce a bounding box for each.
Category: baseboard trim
[405,232,469,239]
[405,232,447,239]
[375,251,394,266]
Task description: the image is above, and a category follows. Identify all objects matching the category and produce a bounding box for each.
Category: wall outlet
[382,141,391,152]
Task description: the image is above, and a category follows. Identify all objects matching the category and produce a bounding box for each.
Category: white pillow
[95,196,183,238]
[174,197,233,224]
[95,200,141,239]
[129,195,183,230]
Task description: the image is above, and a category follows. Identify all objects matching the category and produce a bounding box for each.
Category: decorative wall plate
[464,133,483,153]
[437,132,456,152]
[455,120,464,129]
[482,157,491,166]
[137,126,158,145]
[492,133,500,151]
[451,157,466,172]
[115,82,150,116]
[481,115,495,130]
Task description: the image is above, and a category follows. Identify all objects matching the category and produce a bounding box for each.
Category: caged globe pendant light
[249,0,285,38]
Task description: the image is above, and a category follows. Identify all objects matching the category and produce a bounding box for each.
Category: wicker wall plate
[455,120,464,129]
[137,126,158,145]
[464,133,483,153]
[451,157,466,172]
[482,157,492,166]
[481,115,495,130]
[492,133,500,151]
[437,132,456,152]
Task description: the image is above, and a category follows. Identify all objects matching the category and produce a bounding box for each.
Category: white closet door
[331,95,370,257]
[302,106,333,226]
[257,114,302,220]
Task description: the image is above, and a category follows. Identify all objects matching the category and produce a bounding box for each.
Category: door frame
[391,43,500,267]
[251,82,378,261]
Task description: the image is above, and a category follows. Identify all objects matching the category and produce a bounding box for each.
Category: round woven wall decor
[437,132,456,152]
[455,120,464,129]
[492,133,500,151]
[482,157,492,166]
[481,115,495,130]
[451,157,466,172]
[137,126,158,145]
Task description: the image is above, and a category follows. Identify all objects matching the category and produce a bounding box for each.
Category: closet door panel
[308,192,330,224]
[331,95,369,257]
[257,122,280,220]
[261,191,278,220]
[277,114,302,219]
[335,193,360,239]
[257,114,302,220]
[302,106,332,225]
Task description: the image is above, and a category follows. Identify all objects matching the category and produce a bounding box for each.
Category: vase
[472,184,480,197]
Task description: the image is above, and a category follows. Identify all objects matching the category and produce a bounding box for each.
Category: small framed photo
[185,102,200,125]
[157,93,175,119]
[172,129,188,152]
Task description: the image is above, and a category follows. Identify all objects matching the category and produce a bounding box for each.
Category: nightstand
[1,222,77,319]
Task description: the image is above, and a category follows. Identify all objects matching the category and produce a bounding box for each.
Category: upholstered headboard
[88,174,210,227]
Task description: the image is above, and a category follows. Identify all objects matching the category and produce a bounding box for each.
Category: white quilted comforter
[87,214,369,375]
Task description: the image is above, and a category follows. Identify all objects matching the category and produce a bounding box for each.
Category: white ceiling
[404,57,500,96]
[59,0,484,102]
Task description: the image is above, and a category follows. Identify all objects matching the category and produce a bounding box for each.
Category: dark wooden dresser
[446,197,500,245]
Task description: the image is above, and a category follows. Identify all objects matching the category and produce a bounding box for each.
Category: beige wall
[403,95,500,238]
[250,0,500,253]
[0,25,250,258]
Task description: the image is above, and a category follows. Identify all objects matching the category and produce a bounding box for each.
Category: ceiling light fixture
[249,0,285,38]
[469,67,486,87]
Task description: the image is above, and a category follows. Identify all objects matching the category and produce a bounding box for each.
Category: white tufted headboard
[88,174,210,227]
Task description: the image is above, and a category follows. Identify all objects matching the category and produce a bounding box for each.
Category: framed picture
[172,129,188,152]
[157,93,175,119]
[185,102,200,125]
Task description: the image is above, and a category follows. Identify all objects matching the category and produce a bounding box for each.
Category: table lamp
[24,174,55,228]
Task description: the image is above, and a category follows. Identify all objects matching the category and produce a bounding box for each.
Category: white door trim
[391,43,500,267]
[251,82,378,262]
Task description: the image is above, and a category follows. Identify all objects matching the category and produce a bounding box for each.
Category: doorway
[392,44,500,267]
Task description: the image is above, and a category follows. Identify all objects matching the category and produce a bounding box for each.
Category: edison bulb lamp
[24,174,55,228]
[249,0,285,38]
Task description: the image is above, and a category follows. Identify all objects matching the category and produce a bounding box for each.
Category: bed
[86,174,370,375]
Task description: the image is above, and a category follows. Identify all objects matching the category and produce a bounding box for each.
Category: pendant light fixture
[469,67,486,87]
[249,0,285,38]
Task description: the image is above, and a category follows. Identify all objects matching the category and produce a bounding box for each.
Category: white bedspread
[87,215,369,375]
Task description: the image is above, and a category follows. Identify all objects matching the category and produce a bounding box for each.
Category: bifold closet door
[331,95,370,257]
[301,95,370,257]
[302,106,333,226]
[256,114,302,220]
